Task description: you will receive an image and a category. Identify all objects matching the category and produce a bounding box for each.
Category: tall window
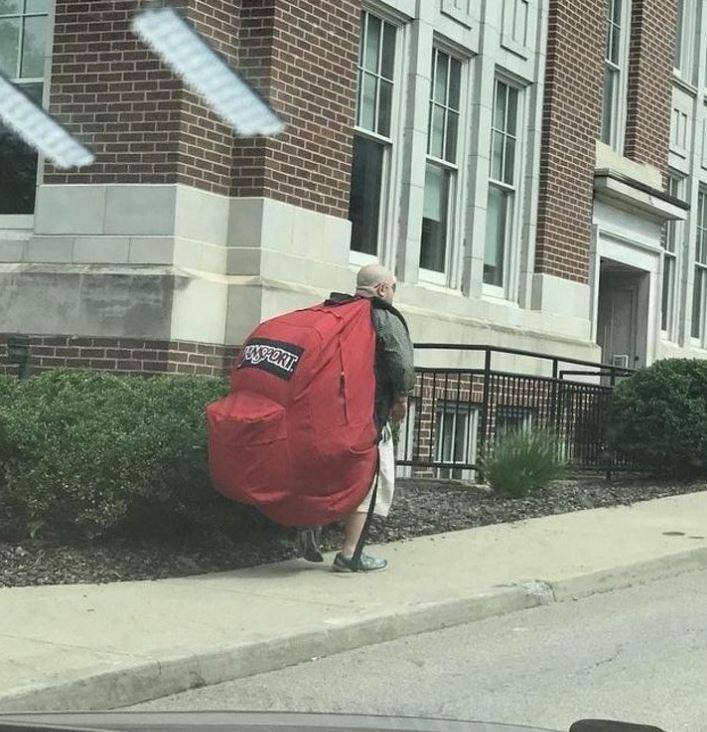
[601,0,624,148]
[692,187,707,340]
[484,79,519,290]
[0,0,50,215]
[676,0,701,84]
[348,11,397,256]
[675,0,685,71]
[661,173,684,335]
[419,48,462,275]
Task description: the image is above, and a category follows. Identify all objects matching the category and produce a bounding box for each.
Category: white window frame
[691,185,707,346]
[0,0,53,224]
[661,172,685,341]
[349,7,406,270]
[395,398,417,479]
[434,402,478,481]
[600,0,631,153]
[418,42,469,288]
[482,74,525,300]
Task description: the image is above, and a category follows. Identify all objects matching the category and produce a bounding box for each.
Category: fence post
[479,348,492,458]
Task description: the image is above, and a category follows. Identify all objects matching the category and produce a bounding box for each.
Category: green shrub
[479,428,567,497]
[0,370,245,540]
[608,358,707,477]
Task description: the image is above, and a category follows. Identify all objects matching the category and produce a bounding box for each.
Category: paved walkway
[1,490,707,712]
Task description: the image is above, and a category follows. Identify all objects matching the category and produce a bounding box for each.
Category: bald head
[356,264,397,304]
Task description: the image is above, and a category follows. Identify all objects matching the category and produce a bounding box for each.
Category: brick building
[0,0,704,385]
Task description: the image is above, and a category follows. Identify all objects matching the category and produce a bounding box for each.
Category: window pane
[612,0,622,26]
[601,68,616,145]
[364,14,381,72]
[675,0,684,68]
[349,136,384,256]
[449,58,461,111]
[491,130,505,181]
[661,257,675,331]
[0,16,20,77]
[445,111,458,163]
[359,72,377,131]
[494,81,507,130]
[484,185,508,287]
[453,411,467,463]
[504,137,516,185]
[25,0,50,11]
[605,20,612,59]
[507,86,518,134]
[381,22,395,80]
[691,268,704,339]
[0,81,41,214]
[610,23,620,64]
[0,0,21,13]
[20,13,46,78]
[434,51,448,104]
[430,103,445,159]
[377,79,392,137]
[420,163,449,273]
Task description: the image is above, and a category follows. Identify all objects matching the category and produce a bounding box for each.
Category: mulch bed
[1,474,705,587]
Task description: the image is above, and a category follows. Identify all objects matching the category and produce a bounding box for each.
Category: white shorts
[356,424,395,518]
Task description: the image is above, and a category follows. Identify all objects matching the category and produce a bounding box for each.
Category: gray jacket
[371,301,416,430]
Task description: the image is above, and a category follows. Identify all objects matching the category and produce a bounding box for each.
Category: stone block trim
[623,0,676,178]
[42,0,360,218]
[535,0,607,284]
[0,334,240,379]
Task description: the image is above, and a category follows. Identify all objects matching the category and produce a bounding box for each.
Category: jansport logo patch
[238,338,304,380]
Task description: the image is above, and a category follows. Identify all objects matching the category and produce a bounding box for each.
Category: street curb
[3,546,707,713]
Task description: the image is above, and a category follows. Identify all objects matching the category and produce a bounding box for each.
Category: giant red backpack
[206,296,382,528]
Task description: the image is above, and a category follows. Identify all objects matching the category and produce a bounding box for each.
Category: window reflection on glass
[484,185,509,288]
[21,13,46,78]
[693,188,707,340]
[355,12,396,136]
[420,163,450,273]
[661,174,683,335]
[427,49,462,165]
[349,136,384,256]
[350,12,397,256]
[485,79,519,289]
[0,82,42,214]
[0,0,49,215]
[0,17,20,76]
[0,0,22,14]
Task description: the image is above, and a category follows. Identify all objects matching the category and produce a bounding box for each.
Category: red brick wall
[43,0,361,217]
[535,0,606,284]
[623,0,676,178]
[230,1,361,217]
[45,0,185,187]
[0,334,239,378]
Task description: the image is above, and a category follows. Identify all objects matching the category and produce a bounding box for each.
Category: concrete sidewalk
[1,490,707,713]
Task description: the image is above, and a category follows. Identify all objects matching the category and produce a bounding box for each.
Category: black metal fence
[396,344,635,477]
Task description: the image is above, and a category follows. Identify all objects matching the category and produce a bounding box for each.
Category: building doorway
[596,259,649,370]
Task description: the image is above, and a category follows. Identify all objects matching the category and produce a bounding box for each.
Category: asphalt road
[127,569,707,731]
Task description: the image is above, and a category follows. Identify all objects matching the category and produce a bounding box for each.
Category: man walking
[295,264,415,572]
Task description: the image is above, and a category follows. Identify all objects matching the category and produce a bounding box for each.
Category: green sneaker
[332,552,388,573]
